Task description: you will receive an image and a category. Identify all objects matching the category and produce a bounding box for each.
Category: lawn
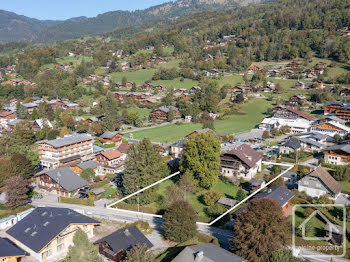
[151,78,199,89]
[40,56,93,70]
[111,69,156,85]
[125,99,272,143]
[339,181,350,192]
[125,107,151,120]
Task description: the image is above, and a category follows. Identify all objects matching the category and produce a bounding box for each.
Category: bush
[206,203,226,217]
[125,220,153,234]
[104,143,116,149]
[59,197,94,206]
[202,190,222,206]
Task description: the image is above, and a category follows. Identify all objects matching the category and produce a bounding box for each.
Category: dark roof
[101,131,120,139]
[282,138,301,150]
[7,207,100,253]
[171,243,246,262]
[249,178,265,187]
[95,226,153,253]
[308,166,342,195]
[59,155,81,164]
[218,197,238,207]
[225,144,262,168]
[45,134,93,148]
[326,144,350,154]
[35,166,88,192]
[254,186,294,207]
[75,160,99,170]
[0,238,26,258]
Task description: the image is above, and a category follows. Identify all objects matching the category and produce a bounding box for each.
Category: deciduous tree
[5,176,29,210]
[125,244,155,262]
[181,132,221,189]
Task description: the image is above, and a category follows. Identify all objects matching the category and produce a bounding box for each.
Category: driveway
[335,194,350,206]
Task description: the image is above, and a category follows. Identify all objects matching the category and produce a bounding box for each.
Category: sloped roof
[286,106,314,121]
[254,186,294,207]
[100,149,123,160]
[76,160,99,170]
[226,144,262,168]
[117,143,131,154]
[171,243,246,262]
[326,144,350,154]
[309,166,342,195]
[282,138,301,150]
[0,237,26,258]
[101,131,120,139]
[95,226,153,253]
[7,207,99,253]
[35,166,88,192]
[45,134,93,148]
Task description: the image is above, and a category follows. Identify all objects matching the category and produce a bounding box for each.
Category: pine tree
[181,132,221,189]
[123,138,169,204]
[163,200,197,242]
[63,229,103,262]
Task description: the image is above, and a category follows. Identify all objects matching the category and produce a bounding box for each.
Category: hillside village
[0,0,350,261]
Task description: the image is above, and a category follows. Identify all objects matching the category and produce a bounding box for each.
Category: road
[32,199,233,249]
[293,247,350,262]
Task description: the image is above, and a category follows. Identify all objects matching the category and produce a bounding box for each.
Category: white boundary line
[107,162,294,226]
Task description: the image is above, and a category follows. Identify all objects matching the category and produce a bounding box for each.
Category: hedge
[59,197,94,206]
[90,178,111,189]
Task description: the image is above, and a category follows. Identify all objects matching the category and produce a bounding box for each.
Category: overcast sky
[0,0,171,20]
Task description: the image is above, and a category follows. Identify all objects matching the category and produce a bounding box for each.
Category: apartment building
[37,135,94,169]
[324,144,350,165]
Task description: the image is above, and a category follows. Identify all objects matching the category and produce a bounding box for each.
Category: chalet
[204,69,220,77]
[287,94,307,106]
[189,86,201,94]
[316,62,327,69]
[117,143,131,155]
[0,237,26,262]
[259,106,314,134]
[293,132,332,152]
[37,134,94,169]
[96,150,123,167]
[171,139,186,158]
[142,82,153,90]
[313,79,324,89]
[306,72,317,79]
[311,66,324,75]
[298,166,342,199]
[279,138,301,155]
[324,144,350,165]
[0,111,17,132]
[156,84,166,92]
[7,207,100,262]
[34,166,88,197]
[21,103,38,115]
[150,106,180,121]
[70,160,100,175]
[340,89,350,97]
[95,226,153,262]
[171,243,246,262]
[282,70,294,78]
[121,62,130,70]
[311,120,350,137]
[32,119,53,132]
[114,91,151,101]
[324,101,350,121]
[220,144,262,181]
[286,61,300,69]
[5,79,31,86]
[100,131,123,145]
[232,85,252,94]
[254,186,294,214]
[295,81,306,89]
[248,65,262,74]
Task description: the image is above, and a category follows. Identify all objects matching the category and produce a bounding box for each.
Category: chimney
[195,251,204,261]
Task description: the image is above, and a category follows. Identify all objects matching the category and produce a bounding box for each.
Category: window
[57,237,63,244]
[57,244,64,253]
[42,249,52,259]
[3,258,8,262]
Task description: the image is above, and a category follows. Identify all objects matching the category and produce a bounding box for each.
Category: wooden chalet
[100,131,123,145]
[95,226,153,262]
[324,102,350,121]
[287,94,307,106]
[286,61,300,69]
[96,150,123,167]
[150,106,180,121]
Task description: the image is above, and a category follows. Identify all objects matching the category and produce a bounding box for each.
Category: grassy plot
[151,78,199,89]
[125,99,272,143]
[125,107,151,119]
[111,69,156,85]
[40,56,93,70]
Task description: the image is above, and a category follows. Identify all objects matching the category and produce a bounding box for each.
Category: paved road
[293,247,350,262]
[32,199,233,249]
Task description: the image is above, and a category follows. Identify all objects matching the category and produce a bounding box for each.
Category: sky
[0,0,171,20]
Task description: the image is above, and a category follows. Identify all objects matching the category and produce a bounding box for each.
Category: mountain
[0,0,268,43]
[0,10,62,42]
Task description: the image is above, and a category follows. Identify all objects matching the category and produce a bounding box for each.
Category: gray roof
[157,106,178,113]
[218,197,238,207]
[299,137,323,148]
[95,226,153,253]
[101,131,119,139]
[325,144,350,154]
[283,138,301,150]
[235,129,264,141]
[0,237,26,258]
[282,172,297,179]
[36,166,88,192]
[7,207,99,253]
[75,160,99,170]
[93,145,104,153]
[254,186,294,207]
[171,243,246,262]
[45,134,93,148]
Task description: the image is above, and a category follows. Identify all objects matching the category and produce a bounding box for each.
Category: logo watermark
[292,204,346,258]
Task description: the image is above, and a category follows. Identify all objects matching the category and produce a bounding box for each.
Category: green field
[111,69,156,85]
[40,56,93,70]
[125,99,272,143]
[151,78,199,89]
